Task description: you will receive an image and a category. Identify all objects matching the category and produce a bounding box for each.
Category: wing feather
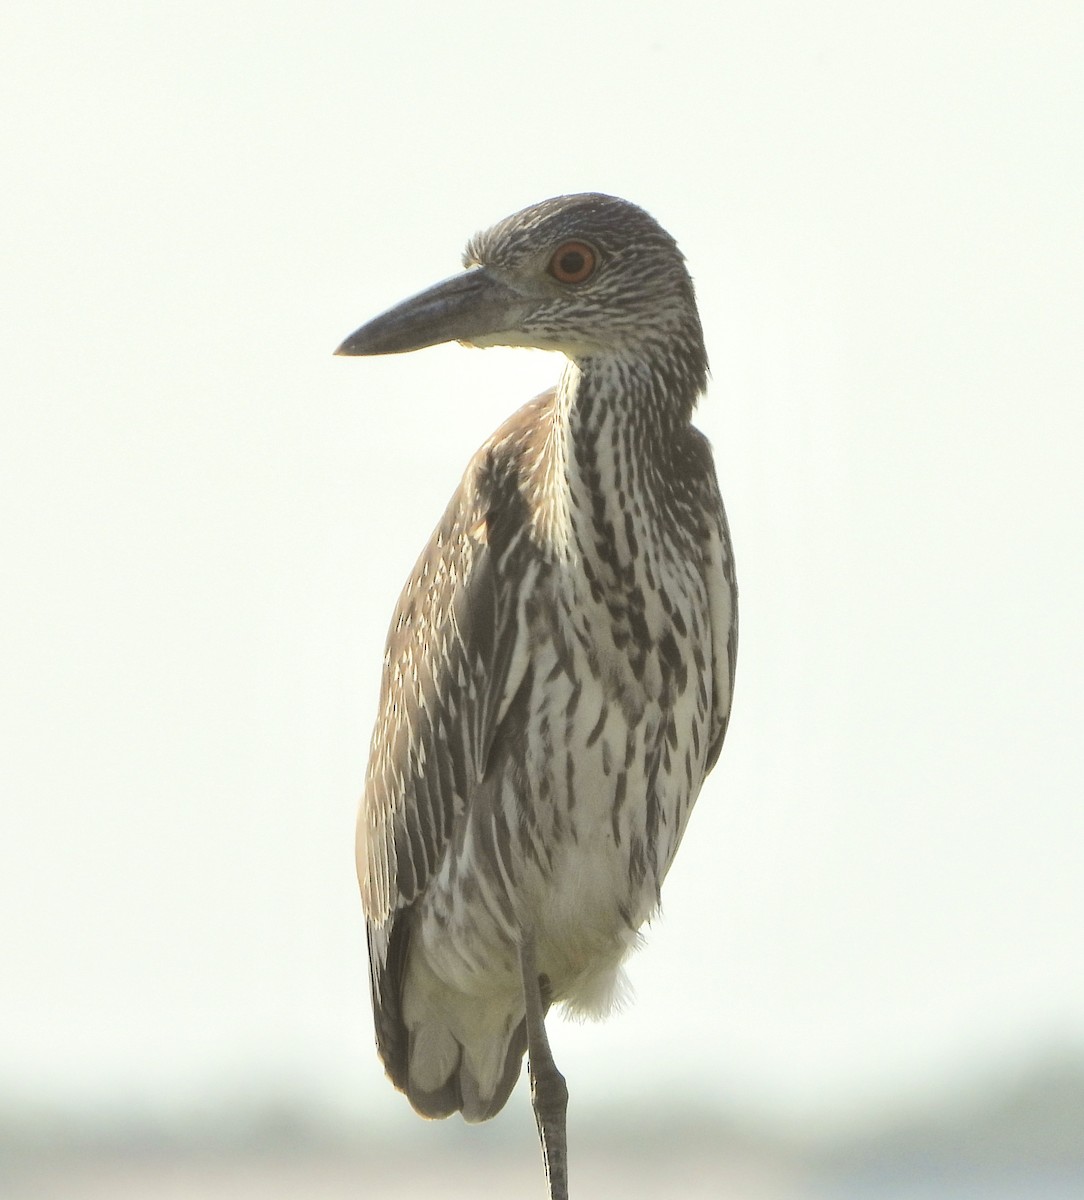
[705,497,738,770]
[358,450,524,924]
[356,396,545,1089]
[686,429,738,772]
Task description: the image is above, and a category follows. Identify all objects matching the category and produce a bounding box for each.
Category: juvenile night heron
[337,193,737,1200]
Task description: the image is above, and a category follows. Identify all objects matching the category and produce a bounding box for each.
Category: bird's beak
[335,267,528,356]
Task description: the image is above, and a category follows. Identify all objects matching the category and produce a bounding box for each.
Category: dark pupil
[559,250,585,276]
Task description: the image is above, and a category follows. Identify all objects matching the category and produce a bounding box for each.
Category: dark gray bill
[335,267,526,356]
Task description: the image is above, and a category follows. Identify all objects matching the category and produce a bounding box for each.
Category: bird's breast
[501,544,713,1005]
[417,430,717,1014]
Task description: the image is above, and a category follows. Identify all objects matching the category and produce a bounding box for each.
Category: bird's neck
[529,352,704,561]
[564,349,702,441]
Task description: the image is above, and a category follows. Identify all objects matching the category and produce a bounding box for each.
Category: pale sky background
[2,0,1083,1142]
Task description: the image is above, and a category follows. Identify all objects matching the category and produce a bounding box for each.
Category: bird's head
[335,193,706,377]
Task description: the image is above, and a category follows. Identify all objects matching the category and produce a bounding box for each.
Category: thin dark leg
[519,936,569,1200]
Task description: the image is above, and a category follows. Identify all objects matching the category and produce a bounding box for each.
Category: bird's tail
[369,918,528,1123]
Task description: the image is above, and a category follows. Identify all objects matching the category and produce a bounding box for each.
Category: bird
[336,193,737,1200]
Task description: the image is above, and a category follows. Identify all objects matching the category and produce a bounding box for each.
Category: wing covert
[704,501,738,771]
[357,441,529,928]
[686,430,737,773]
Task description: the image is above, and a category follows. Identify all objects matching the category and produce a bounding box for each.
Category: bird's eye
[547,241,597,285]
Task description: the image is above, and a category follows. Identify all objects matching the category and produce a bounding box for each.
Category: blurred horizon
[5,1048,1084,1197]
[5,1039,1084,1143]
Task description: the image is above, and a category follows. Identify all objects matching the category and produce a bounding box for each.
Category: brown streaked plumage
[337,193,738,1200]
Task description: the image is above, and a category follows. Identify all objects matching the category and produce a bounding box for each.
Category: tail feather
[368,912,528,1122]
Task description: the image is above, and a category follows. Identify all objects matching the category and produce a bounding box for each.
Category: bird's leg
[519,935,569,1200]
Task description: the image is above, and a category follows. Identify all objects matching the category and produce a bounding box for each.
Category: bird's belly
[523,657,710,1014]
[417,572,713,1016]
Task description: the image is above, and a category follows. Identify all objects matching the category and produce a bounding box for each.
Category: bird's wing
[705,506,738,769]
[358,393,553,1091]
[693,437,738,772]
[357,438,531,930]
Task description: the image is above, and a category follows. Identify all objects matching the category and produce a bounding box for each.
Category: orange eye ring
[548,241,597,284]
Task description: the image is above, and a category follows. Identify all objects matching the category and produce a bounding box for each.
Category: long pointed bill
[334,267,527,356]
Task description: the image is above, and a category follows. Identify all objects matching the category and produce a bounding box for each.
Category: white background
[2,0,1082,1138]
